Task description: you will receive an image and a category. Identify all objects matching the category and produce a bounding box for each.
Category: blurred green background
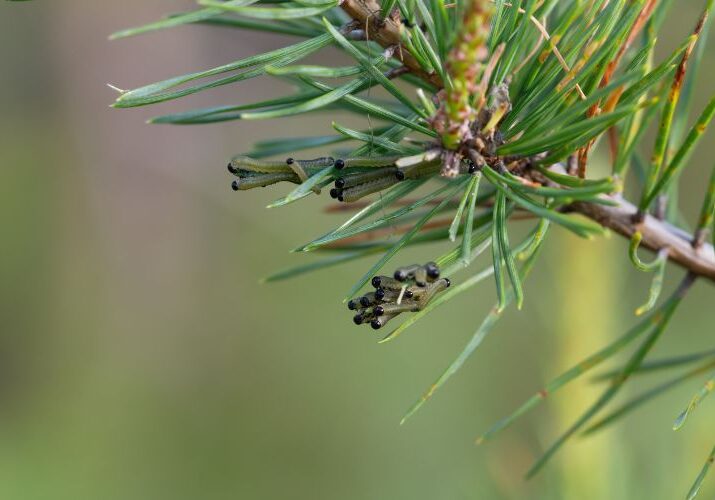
[0,2,714,499]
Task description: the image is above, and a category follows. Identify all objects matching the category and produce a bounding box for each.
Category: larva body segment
[336,156,401,169]
[335,167,398,189]
[370,313,399,330]
[340,176,398,203]
[232,172,300,190]
[417,278,451,309]
[231,156,293,174]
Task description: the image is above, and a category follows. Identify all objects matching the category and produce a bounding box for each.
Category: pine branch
[106,1,715,491]
[570,196,715,284]
[338,0,443,87]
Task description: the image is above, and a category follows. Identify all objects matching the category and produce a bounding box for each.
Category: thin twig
[570,197,715,284]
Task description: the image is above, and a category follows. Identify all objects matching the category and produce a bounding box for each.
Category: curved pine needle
[635,249,667,316]
[628,232,669,315]
[628,231,665,271]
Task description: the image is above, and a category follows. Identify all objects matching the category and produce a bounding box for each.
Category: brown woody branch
[339,0,443,87]
[570,197,715,285]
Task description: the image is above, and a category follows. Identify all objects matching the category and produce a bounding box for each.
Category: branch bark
[339,0,443,88]
[570,197,715,284]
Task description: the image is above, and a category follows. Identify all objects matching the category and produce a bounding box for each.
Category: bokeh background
[0,2,714,499]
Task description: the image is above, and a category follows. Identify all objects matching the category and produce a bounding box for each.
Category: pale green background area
[0,2,713,499]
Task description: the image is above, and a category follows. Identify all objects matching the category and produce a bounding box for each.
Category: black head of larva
[227,162,237,174]
[374,288,386,301]
[359,296,371,307]
[347,299,358,310]
[371,276,382,288]
[330,188,341,199]
[374,305,385,316]
[370,319,383,330]
[334,159,345,170]
[425,262,440,279]
[335,178,346,189]
[286,157,295,165]
[231,180,240,191]
[468,161,478,174]
[404,289,414,298]
[444,278,451,287]
[338,195,344,202]
[353,314,364,325]
[394,269,408,281]
[395,170,406,181]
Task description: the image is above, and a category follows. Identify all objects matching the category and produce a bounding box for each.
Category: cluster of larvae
[348,262,451,330]
[228,152,478,203]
